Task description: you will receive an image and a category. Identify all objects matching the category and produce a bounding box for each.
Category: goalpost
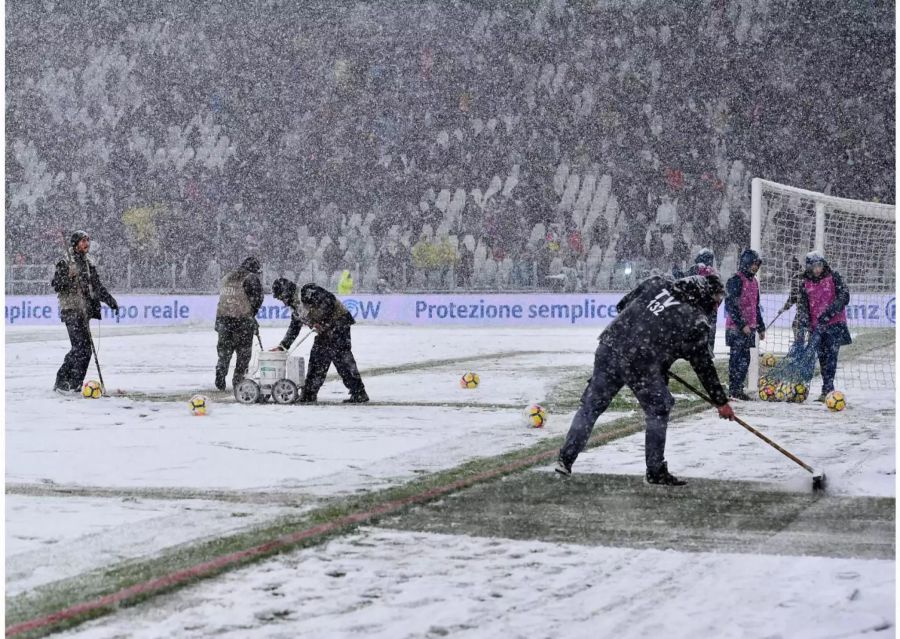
[749,178,895,394]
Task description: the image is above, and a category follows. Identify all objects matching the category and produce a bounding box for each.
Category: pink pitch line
[7,424,636,637]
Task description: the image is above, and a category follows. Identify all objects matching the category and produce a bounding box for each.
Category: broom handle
[765,308,786,332]
[668,371,814,474]
[86,322,106,395]
[287,328,314,357]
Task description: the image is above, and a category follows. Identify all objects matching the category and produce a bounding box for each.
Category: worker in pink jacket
[796,251,851,401]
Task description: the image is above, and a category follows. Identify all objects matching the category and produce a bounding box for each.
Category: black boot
[298,391,318,404]
[215,371,226,392]
[646,462,687,486]
[554,454,573,477]
[343,390,369,404]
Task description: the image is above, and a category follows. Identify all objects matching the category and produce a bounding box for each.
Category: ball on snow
[460,372,480,389]
[82,380,102,399]
[523,403,547,428]
[825,390,846,412]
[189,394,209,416]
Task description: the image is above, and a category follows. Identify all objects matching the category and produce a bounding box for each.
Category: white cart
[234,350,306,405]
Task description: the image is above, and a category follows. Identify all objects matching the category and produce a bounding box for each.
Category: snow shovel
[667,371,826,492]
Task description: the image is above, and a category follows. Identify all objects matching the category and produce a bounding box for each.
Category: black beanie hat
[70,230,90,248]
[272,277,296,301]
[241,256,261,274]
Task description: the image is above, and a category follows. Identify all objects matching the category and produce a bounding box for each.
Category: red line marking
[7,425,638,637]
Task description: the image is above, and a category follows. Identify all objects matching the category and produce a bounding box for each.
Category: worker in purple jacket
[796,251,851,401]
[724,249,765,400]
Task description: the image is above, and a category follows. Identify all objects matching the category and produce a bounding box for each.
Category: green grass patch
[7,401,711,638]
[544,357,729,413]
[841,328,895,361]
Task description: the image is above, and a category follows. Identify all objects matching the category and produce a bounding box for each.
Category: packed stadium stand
[5,0,894,293]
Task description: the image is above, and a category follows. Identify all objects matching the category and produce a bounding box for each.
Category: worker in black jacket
[796,251,851,401]
[271,279,368,403]
[51,230,119,394]
[556,274,735,486]
[214,257,264,390]
[779,256,806,344]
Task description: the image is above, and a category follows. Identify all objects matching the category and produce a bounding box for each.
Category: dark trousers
[55,315,93,391]
[817,331,841,394]
[559,342,674,473]
[302,325,365,398]
[728,343,752,394]
[215,317,255,389]
[727,329,756,394]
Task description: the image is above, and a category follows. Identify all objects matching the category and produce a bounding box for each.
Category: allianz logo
[341,298,381,319]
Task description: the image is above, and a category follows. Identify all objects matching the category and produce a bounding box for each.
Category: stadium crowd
[6,0,894,293]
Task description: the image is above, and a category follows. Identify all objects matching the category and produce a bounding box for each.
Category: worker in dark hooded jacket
[51,230,119,394]
[672,247,715,280]
[556,274,735,486]
[779,256,805,343]
[682,248,718,354]
[271,279,368,403]
[724,249,766,400]
[215,257,264,390]
[672,248,718,354]
[796,251,851,401]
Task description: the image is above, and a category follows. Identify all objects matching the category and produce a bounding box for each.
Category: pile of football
[758,377,809,403]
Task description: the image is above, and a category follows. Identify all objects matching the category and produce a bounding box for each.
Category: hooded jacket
[725,249,764,334]
[51,242,117,322]
[599,275,728,406]
[216,257,264,320]
[781,257,805,312]
[796,256,851,344]
[277,283,354,349]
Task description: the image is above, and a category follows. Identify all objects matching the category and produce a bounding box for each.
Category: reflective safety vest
[57,256,93,316]
[216,270,252,318]
[337,270,353,295]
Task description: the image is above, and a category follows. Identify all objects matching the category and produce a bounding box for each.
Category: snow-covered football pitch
[5,323,895,638]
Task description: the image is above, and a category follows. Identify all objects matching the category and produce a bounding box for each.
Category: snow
[59,528,894,639]
[5,324,608,594]
[5,495,292,597]
[540,384,896,497]
[6,323,895,635]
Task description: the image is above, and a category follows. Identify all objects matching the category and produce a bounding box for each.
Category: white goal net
[750,178,895,393]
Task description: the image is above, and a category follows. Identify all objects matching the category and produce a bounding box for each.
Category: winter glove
[717,404,736,421]
[758,329,765,341]
[109,299,119,313]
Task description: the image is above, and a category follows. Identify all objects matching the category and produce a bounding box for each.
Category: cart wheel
[234,379,261,404]
[272,379,298,405]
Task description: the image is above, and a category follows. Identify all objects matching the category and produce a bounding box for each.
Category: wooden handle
[668,371,814,475]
